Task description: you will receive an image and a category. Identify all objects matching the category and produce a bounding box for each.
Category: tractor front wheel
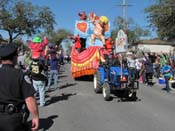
[94,70,102,93]
[102,82,111,101]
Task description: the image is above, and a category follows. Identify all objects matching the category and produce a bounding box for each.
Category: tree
[0,0,55,42]
[64,40,72,55]
[47,29,73,51]
[145,0,175,41]
[111,16,150,44]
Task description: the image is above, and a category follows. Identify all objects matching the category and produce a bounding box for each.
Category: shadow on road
[39,115,58,131]
[58,69,65,74]
[74,75,93,81]
[47,93,77,105]
[111,91,141,102]
[27,115,58,131]
[59,83,77,90]
[58,75,67,78]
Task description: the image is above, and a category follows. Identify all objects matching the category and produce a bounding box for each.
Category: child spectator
[29,36,48,59]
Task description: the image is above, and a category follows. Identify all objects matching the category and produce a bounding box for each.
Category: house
[131,39,174,53]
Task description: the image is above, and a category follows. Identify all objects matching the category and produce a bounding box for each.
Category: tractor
[93,47,139,101]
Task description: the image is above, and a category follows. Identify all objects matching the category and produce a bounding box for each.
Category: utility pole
[116,0,132,32]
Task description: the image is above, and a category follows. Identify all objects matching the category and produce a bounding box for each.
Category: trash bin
[158,77,165,85]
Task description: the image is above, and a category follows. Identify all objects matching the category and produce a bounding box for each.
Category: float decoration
[71,12,111,78]
[78,11,87,20]
[115,30,127,53]
[74,13,110,47]
[71,44,105,78]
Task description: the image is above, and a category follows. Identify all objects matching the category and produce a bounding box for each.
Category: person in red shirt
[29,36,48,59]
[68,35,81,53]
[105,37,113,52]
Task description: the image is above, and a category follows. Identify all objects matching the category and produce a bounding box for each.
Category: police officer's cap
[0,43,18,59]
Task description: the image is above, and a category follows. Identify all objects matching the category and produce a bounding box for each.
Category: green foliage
[64,41,72,55]
[47,29,73,52]
[111,17,150,44]
[145,0,175,41]
[0,0,55,42]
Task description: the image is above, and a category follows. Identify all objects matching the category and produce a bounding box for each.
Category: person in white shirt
[135,59,142,80]
[126,52,136,80]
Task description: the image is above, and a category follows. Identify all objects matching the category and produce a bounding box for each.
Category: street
[33,64,175,131]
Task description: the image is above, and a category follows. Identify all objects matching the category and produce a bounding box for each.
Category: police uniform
[0,43,36,131]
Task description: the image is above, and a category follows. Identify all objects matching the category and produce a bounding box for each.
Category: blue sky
[1,0,157,39]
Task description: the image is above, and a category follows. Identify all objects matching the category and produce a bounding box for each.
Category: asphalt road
[32,64,175,131]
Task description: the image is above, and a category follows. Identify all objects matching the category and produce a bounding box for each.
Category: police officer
[0,43,39,131]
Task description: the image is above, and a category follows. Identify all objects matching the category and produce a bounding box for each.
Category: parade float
[71,12,112,78]
[71,12,139,101]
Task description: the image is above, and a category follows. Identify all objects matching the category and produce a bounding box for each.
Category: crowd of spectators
[126,51,175,92]
[16,42,66,107]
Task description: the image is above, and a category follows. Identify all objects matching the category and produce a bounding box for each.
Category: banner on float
[74,20,111,39]
[115,30,127,53]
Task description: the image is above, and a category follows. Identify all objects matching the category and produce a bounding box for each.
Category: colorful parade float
[71,12,139,101]
[71,12,111,79]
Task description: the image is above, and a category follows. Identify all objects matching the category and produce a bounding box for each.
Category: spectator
[144,54,154,86]
[24,50,32,68]
[18,51,26,70]
[28,36,48,59]
[30,57,48,107]
[154,56,161,78]
[126,52,136,80]
[135,59,142,80]
[161,61,172,92]
[47,55,59,91]
[139,60,146,83]
[169,58,175,79]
